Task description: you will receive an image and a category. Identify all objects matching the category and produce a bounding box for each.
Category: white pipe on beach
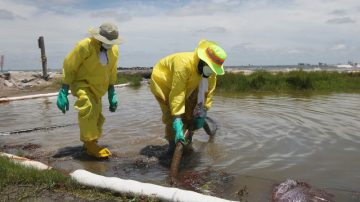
[0,152,51,170]
[1,152,235,202]
[0,92,59,103]
[70,169,237,202]
[0,83,129,103]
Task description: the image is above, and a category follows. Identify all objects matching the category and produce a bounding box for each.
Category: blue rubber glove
[193,108,207,130]
[108,85,118,112]
[56,84,69,114]
[173,118,187,145]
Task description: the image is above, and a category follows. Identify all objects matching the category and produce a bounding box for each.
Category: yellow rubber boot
[84,141,111,158]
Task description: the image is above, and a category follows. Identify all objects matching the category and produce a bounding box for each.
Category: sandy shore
[0,71,62,98]
[0,69,153,98]
[0,69,154,98]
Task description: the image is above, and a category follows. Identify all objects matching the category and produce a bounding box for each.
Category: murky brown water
[1,85,360,201]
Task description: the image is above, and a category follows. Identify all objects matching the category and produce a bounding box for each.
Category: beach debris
[236,185,249,202]
[272,179,334,202]
[178,168,233,197]
[133,156,159,169]
[1,143,41,151]
[0,71,61,90]
[3,79,14,87]
[0,72,10,80]
[0,142,47,160]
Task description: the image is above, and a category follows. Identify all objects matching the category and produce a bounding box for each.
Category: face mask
[102,43,113,50]
[202,65,213,77]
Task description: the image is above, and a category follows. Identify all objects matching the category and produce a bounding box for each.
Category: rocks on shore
[117,67,153,79]
[0,71,62,89]
[0,71,63,98]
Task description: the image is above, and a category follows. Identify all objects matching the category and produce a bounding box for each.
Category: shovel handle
[169,117,217,184]
[170,129,191,180]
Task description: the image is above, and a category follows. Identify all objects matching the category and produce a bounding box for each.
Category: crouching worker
[56,22,122,158]
[150,39,227,155]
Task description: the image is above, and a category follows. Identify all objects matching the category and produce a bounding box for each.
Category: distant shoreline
[2,66,360,98]
[2,64,360,72]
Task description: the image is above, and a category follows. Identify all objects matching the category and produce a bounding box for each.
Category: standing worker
[150,39,227,155]
[56,22,122,158]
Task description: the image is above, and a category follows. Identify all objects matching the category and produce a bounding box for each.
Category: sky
[0,0,359,70]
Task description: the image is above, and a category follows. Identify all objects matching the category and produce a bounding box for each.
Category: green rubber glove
[193,116,206,130]
[108,85,118,112]
[193,110,207,130]
[193,107,207,130]
[56,84,69,114]
[173,118,187,145]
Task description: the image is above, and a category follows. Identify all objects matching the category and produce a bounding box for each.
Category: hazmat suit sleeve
[109,46,119,85]
[205,75,216,111]
[169,67,189,116]
[62,41,90,85]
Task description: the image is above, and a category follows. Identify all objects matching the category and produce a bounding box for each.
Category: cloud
[167,0,241,16]
[0,9,18,20]
[35,0,76,5]
[7,0,77,15]
[90,11,132,23]
[1,0,360,69]
[0,1,39,19]
[286,48,302,54]
[196,26,227,34]
[326,17,356,24]
[329,9,347,16]
[331,43,347,50]
[231,42,266,51]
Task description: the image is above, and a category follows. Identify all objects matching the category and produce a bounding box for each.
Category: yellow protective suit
[150,51,216,141]
[62,37,118,142]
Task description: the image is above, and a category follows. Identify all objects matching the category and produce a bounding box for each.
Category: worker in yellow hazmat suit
[150,39,227,154]
[56,22,122,158]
